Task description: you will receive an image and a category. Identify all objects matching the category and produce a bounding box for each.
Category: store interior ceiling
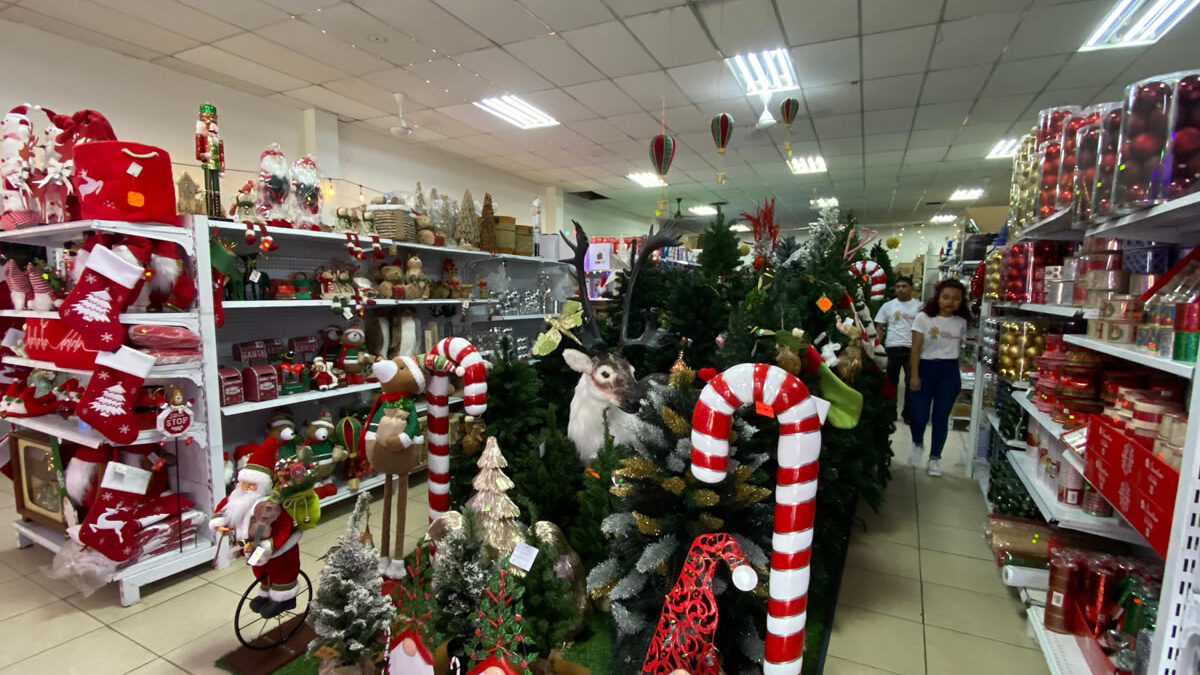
[7,0,1200,228]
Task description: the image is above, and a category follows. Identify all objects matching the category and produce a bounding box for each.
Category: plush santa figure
[210,440,302,619]
[311,356,336,391]
[256,144,290,228]
[127,241,195,312]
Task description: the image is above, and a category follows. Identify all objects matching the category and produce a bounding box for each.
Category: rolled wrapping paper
[1057,461,1084,506]
[1137,323,1158,349]
[1082,486,1114,517]
[1045,555,1080,634]
[1163,412,1188,446]
[1174,331,1199,363]
[1177,302,1200,332]
[1105,320,1137,344]
[1002,565,1051,591]
[1130,273,1160,297]
[1167,442,1185,471]
[1085,268,1130,291]
[1062,256,1083,280]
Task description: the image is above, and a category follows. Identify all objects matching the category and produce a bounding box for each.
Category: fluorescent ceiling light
[788,156,827,174]
[1081,0,1200,50]
[810,197,838,208]
[726,48,799,96]
[688,205,718,216]
[986,138,1021,159]
[950,187,984,201]
[627,172,666,188]
[930,214,958,224]
[472,95,559,129]
[730,224,751,232]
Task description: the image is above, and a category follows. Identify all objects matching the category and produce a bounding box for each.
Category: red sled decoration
[72,141,178,224]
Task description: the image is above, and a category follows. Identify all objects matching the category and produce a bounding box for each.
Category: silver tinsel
[666,438,689,473]
[586,558,619,593]
[634,534,677,573]
[611,601,649,636]
[732,533,769,569]
[609,569,647,600]
[601,512,635,537]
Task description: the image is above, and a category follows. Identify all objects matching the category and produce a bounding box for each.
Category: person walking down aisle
[908,279,970,477]
[874,276,921,424]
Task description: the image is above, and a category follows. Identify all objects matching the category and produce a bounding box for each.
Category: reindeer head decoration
[559,220,681,463]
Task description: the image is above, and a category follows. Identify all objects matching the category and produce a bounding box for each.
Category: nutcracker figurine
[195,103,225,219]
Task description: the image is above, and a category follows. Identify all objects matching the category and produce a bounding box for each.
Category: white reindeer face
[564,349,641,413]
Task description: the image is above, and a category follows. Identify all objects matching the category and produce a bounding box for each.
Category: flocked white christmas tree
[72,288,113,322]
[466,437,524,559]
[411,181,427,216]
[89,384,126,417]
[456,189,479,248]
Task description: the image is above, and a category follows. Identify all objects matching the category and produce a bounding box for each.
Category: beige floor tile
[161,625,239,675]
[823,656,903,674]
[845,538,920,580]
[0,540,54,574]
[853,509,919,547]
[921,550,1012,598]
[68,571,207,625]
[915,499,988,530]
[0,575,59,621]
[0,560,19,584]
[111,583,241,655]
[211,563,260,595]
[919,523,992,560]
[125,659,189,674]
[837,565,923,621]
[0,625,156,675]
[925,625,1049,675]
[828,605,925,675]
[0,600,103,668]
[27,568,83,600]
[923,582,1038,649]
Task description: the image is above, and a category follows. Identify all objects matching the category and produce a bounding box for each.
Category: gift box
[71,141,178,224]
[241,365,278,402]
[217,366,243,406]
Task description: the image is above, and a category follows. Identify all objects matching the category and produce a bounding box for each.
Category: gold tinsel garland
[735,483,772,504]
[698,513,724,531]
[660,406,691,437]
[659,476,685,495]
[610,483,633,499]
[692,489,720,507]
[667,366,695,389]
[632,511,661,536]
[614,457,660,480]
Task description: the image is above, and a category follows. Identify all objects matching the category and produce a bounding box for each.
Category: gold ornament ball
[1025,346,1041,358]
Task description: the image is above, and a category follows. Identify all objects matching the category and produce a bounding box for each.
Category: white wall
[562,195,654,237]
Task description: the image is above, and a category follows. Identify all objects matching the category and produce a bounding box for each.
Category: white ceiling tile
[606,112,667,140]
[454,47,552,94]
[176,45,309,91]
[954,123,1011,143]
[262,0,338,11]
[864,108,915,134]
[519,0,612,30]
[1004,1,1110,61]
[930,13,1023,69]
[981,55,1068,96]
[863,25,936,79]
[520,88,596,123]
[365,68,458,108]
[606,0,685,17]
[323,77,411,114]
[567,119,633,144]
[355,0,490,56]
[460,134,520,156]
[0,5,163,60]
[861,0,942,33]
[944,0,1030,20]
[409,59,497,102]
[1050,50,1144,89]
[626,6,717,68]
[968,94,1035,123]
[662,104,707,134]
[429,137,478,155]
[437,103,520,133]
[914,101,971,129]
[613,71,691,110]
[791,38,860,87]
[1118,39,1200,84]
[406,109,486,137]
[1027,86,1103,113]
[90,0,240,42]
[257,20,392,75]
[303,4,435,67]
[266,92,312,109]
[697,0,785,55]
[778,0,857,46]
[564,80,643,116]
[945,142,996,160]
[562,21,657,78]
[814,113,862,140]
[285,85,389,120]
[215,33,347,84]
[178,0,288,29]
[803,83,861,117]
[506,35,603,86]
[822,137,863,157]
[18,0,198,54]
[667,61,744,103]
[922,66,991,105]
[432,0,548,44]
[908,128,958,148]
[694,97,758,123]
[358,117,447,143]
[863,74,923,111]
[151,56,277,97]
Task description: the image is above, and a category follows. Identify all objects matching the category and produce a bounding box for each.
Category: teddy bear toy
[303,410,347,483]
[337,322,371,385]
[375,264,404,299]
[402,254,430,300]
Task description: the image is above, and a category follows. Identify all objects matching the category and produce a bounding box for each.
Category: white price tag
[249,270,261,283]
[509,541,539,571]
[126,161,143,177]
[247,546,268,566]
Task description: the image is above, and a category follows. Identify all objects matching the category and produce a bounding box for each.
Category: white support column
[302,108,341,178]
[542,185,565,235]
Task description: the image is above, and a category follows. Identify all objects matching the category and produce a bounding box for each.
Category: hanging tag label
[247,546,268,566]
[510,541,539,571]
[127,191,145,207]
[249,270,261,283]
[126,162,143,177]
[755,402,774,418]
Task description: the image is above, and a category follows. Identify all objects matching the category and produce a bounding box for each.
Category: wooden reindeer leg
[381,473,393,559]
[393,474,409,559]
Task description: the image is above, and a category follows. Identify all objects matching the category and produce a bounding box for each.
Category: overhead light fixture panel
[627,172,666,188]
[473,95,559,129]
[788,156,827,174]
[726,48,800,96]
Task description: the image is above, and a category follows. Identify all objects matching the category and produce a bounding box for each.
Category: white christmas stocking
[58,245,144,352]
[78,461,151,562]
[78,347,156,444]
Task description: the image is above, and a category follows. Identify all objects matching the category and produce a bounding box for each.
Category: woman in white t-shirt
[907,279,970,477]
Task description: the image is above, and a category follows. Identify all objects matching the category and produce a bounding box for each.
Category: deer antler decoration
[617,221,681,351]
[560,220,605,349]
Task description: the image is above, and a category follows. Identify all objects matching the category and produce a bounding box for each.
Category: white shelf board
[1062,447,1086,475]
[1026,606,1096,675]
[222,299,490,309]
[1007,449,1147,546]
[994,303,1098,319]
[1084,190,1200,244]
[661,258,700,267]
[318,466,430,509]
[0,220,195,252]
[2,355,201,381]
[1012,389,1068,437]
[221,382,381,415]
[1015,208,1083,242]
[7,413,205,449]
[1062,334,1195,379]
[478,313,544,322]
[0,309,199,323]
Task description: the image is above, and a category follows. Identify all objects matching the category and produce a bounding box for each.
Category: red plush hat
[238,439,279,488]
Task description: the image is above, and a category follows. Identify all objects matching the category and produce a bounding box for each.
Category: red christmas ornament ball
[1100,152,1117,171]
[1131,132,1164,160]
[1147,109,1169,136]
[1084,167,1096,185]
[1125,114,1146,137]
[1173,126,1200,158]
[1167,178,1193,200]
[1105,110,1123,132]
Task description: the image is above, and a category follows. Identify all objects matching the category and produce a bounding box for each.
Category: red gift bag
[72,141,178,224]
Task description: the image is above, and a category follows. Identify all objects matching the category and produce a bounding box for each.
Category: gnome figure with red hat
[210,441,303,619]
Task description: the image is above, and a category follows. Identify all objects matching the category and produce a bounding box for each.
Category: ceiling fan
[390,92,412,138]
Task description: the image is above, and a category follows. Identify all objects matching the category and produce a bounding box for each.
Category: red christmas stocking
[58,244,144,351]
[78,346,156,444]
[78,461,151,562]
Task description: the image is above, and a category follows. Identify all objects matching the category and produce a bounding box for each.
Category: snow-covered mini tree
[456,190,479,248]
[309,494,395,669]
[466,437,523,559]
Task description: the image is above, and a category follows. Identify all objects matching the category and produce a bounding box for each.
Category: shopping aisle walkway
[825,426,1050,675]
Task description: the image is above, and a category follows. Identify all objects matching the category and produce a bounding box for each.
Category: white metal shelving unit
[1026,606,1095,675]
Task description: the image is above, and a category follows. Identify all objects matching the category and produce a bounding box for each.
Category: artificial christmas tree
[466,437,524,561]
[388,541,438,675]
[456,189,479,249]
[478,193,498,254]
[432,509,491,643]
[463,562,535,675]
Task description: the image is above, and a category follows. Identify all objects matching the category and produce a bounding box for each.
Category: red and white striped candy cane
[423,337,488,519]
[849,260,886,301]
[690,363,821,675]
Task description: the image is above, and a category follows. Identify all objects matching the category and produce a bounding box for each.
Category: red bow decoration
[278,363,305,375]
[697,367,718,382]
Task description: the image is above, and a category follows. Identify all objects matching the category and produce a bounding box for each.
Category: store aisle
[825,427,1049,675]
[0,479,430,675]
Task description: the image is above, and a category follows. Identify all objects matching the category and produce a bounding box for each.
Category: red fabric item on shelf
[71,141,178,224]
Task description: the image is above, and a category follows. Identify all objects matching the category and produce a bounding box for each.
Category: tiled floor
[826,424,1051,675]
[0,475,431,675]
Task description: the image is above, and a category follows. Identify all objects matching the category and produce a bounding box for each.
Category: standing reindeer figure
[559,220,680,463]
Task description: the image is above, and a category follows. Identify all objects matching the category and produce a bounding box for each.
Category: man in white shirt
[874,277,921,424]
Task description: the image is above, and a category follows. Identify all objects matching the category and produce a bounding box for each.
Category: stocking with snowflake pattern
[78,346,156,444]
[77,461,151,562]
[58,244,144,351]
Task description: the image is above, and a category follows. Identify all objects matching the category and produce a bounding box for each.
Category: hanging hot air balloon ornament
[649,131,675,215]
[780,97,801,156]
[710,113,733,184]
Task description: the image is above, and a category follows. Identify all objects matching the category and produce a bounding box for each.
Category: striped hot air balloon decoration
[780,97,801,155]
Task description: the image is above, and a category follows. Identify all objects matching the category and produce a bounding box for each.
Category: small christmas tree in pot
[309,494,395,675]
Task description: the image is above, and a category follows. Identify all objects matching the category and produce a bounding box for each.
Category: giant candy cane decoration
[849,260,887,301]
[423,337,488,520]
[690,363,820,675]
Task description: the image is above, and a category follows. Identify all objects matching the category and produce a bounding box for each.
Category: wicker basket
[514,225,534,256]
[495,216,516,254]
[366,205,411,240]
